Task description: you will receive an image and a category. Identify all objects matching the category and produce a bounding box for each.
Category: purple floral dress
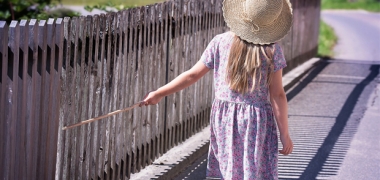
[201,32,287,180]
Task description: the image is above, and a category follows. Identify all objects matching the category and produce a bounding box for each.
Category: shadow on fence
[0,0,320,179]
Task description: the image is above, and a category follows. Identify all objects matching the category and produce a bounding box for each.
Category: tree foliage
[84,2,135,13]
[0,0,79,23]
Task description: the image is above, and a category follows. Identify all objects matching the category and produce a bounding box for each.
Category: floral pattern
[201,32,287,180]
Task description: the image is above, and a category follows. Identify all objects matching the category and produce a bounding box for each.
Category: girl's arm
[269,69,293,155]
[141,60,210,106]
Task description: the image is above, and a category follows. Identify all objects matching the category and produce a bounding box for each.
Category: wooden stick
[62,102,143,130]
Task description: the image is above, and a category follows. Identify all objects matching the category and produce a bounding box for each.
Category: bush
[0,0,79,23]
[318,21,338,58]
[322,0,380,12]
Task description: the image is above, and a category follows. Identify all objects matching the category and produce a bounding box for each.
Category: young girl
[141,0,293,179]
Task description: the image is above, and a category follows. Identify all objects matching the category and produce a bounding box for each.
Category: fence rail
[0,0,320,179]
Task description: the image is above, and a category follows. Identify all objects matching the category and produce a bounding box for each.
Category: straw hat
[223,0,293,45]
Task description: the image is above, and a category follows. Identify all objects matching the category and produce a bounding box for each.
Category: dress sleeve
[201,37,217,69]
[273,43,287,72]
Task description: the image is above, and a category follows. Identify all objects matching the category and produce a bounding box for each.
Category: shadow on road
[282,59,379,179]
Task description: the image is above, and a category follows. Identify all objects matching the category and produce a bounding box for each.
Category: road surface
[173,10,380,180]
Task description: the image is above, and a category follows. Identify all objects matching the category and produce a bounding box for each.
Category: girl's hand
[140,91,163,106]
[279,134,293,155]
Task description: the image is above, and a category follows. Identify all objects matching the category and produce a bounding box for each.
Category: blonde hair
[226,35,275,94]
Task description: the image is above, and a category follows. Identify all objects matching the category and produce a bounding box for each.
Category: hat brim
[223,0,293,45]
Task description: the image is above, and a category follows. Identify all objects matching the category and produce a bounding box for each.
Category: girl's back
[202,32,286,105]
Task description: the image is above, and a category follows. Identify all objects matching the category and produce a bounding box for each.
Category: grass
[318,21,338,58]
[60,0,164,6]
[322,0,380,12]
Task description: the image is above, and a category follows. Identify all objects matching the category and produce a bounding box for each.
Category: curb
[156,141,210,180]
[130,126,211,180]
[130,57,322,180]
[283,58,322,91]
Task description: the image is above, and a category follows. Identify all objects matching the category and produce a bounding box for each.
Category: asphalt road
[174,10,380,180]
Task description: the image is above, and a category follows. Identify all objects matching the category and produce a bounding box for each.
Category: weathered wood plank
[152,4,159,160]
[59,17,70,180]
[130,9,139,174]
[193,0,202,133]
[35,20,48,180]
[7,20,20,180]
[91,14,104,179]
[142,5,151,168]
[0,20,7,180]
[199,0,207,129]
[125,8,134,178]
[82,15,93,180]
[157,1,166,158]
[73,16,84,179]
[95,13,106,179]
[164,1,172,154]
[25,19,39,180]
[74,16,86,180]
[45,18,58,180]
[87,14,99,180]
[124,9,133,178]
[67,17,79,180]
[17,19,28,180]
[117,13,127,173]
[99,13,112,179]
[54,17,64,180]
[136,7,144,172]
[107,12,119,179]
[139,6,147,169]
[182,0,190,141]
[197,1,204,130]
[173,0,180,148]
[112,12,121,179]
[103,13,115,179]
[195,0,202,135]
[146,4,156,165]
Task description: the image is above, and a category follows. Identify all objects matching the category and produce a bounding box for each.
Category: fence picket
[146,5,156,165]
[60,17,70,180]
[125,9,134,178]
[98,13,108,179]
[45,18,58,180]
[7,21,20,180]
[0,20,7,180]
[113,12,124,179]
[17,19,28,179]
[140,6,148,169]
[75,16,86,180]
[90,15,102,179]
[81,15,93,180]
[54,18,64,180]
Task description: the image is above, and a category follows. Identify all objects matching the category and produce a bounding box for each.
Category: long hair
[226,35,275,94]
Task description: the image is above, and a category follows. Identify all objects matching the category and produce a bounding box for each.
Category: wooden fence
[0,0,320,179]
